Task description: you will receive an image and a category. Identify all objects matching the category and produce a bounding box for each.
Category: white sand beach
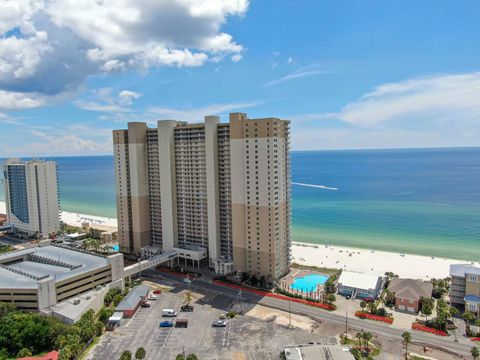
[0,201,117,230]
[292,241,478,280]
[2,200,476,279]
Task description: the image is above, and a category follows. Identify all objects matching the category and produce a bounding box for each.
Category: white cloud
[264,67,328,87]
[0,126,113,157]
[74,88,143,112]
[0,0,249,110]
[287,56,293,64]
[118,90,142,106]
[0,90,46,110]
[288,71,480,150]
[148,101,261,122]
[337,72,480,127]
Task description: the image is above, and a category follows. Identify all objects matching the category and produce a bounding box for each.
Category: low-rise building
[450,264,480,318]
[0,244,124,311]
[283,344,354,360]
[387,278,433,313]
[337,270,383,300]
[116,284,150,318]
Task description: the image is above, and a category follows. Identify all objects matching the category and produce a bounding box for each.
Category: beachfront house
[450,264,480,319]
[387,278,433,313]
[337,270,383,300]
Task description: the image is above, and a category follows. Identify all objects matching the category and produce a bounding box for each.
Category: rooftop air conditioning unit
[73,299,80,305]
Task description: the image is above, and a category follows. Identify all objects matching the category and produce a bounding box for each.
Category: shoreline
[1,200,477,279]
[291,241,477,280]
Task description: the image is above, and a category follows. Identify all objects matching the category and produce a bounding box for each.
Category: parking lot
[87,288,335,360]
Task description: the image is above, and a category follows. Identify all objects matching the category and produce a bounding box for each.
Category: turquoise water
[1,147,479,261]
[291,274,329,292]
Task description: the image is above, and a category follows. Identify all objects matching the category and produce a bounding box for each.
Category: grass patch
[290,262,340,275]
[343,337,381,358]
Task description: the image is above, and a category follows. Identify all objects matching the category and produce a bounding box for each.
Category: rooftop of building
[450,263,480,277]
[337,270,382,290]
[0,245,109,288]
[116,284,150,311]
[388,278,433,301]
[283,344,354,360]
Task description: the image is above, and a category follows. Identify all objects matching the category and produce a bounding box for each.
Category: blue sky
[1,0,480,156]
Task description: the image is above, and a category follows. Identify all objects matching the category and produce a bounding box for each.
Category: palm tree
[184,289,193,305]
[362,331,373,351]
[119,350,132,360]
[471,346,480,360]
[463,311,476,335]
[355,331,363,347]
[135,347,146,360]
[402,331,411,360]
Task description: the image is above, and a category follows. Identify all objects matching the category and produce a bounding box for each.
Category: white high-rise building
[3,159,60,238]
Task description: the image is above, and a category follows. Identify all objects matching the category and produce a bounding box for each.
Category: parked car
[153,289,162,294]
[212,320,227,327]
[159,321,173,328]
[175,318,188,328]
[141,300,151,308]
[219,313,227,320]
[162,309,177,317]
[148,294,157,300]
[181,304,194,312]
[183,277,192,284]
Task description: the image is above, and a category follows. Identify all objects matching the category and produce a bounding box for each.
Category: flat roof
[0,245,109,288]
[338,270,382,291]
[284,345,354,360]
[450,264,480,277]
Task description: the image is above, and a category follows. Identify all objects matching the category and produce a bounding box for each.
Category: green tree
[17,348,32,357]
[471,346,480,360]
[362,332,372,351]
[402,331,411,360]
[325,293,336,304]
[186,354,198,360]
[135,347,146,360]
[420,297,433,322]
[366,302,377,314]
[113,294,124,306]
[359,301,366,312]
[463,311,477,335]
[98,308,114,323]
[355,331,363,347]
[119,350,132,360]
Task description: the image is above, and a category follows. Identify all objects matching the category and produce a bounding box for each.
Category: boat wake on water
[291,182,338,191]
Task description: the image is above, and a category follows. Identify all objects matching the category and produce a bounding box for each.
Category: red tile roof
[17,350,59,360]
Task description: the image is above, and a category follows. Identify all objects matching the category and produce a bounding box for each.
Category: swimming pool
[290,274,329,292]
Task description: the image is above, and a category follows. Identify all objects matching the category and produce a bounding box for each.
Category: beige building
[0,245,124,311]
[450,264,480,319]
[3,159,60,238]
[113,113,291,281]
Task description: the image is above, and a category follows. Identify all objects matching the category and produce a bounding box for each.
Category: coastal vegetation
[0,244,13,254]
[0,303,110,360]
[342,330,380,359]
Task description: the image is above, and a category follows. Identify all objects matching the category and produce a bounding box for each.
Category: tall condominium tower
[3,159,60,238]
[113,113,291,281]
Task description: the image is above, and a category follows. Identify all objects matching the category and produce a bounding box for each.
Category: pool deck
[279,269,328,300]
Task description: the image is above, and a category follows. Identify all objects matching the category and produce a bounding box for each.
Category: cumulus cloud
[74,88,142,112]
[0,0,249,110]
[0,90,46,110]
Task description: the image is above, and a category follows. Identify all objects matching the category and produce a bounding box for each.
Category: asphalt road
[152,271,474,357]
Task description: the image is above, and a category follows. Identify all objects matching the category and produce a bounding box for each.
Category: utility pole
[344,311,348,342]
[289,299,292,328]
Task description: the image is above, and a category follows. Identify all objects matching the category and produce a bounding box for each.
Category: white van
[162,309,177,317]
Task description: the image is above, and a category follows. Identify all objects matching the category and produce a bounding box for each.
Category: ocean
[1,147,479,261]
